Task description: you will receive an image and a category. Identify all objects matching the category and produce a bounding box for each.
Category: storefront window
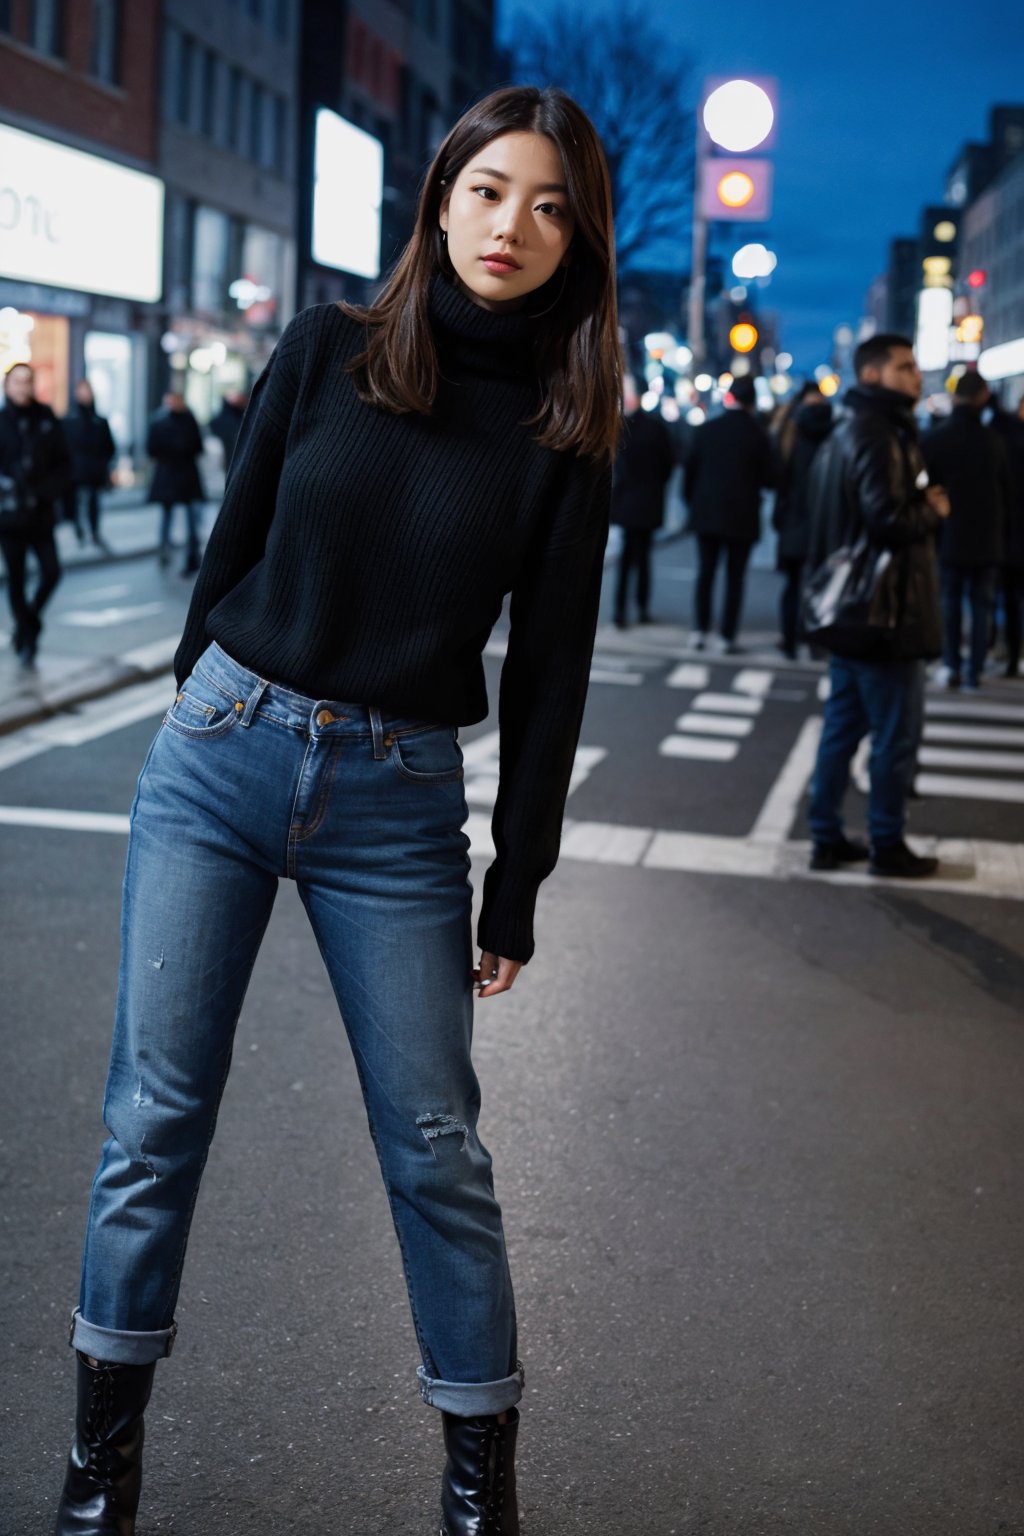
[84,331,133,454]
[192,205,230,315]
[0,310,69,412]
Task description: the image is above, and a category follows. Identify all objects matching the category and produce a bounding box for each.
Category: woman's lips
[482,256,521,274]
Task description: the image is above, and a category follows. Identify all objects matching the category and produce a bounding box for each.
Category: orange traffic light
[700,157,773,221]
[730,322,758,354]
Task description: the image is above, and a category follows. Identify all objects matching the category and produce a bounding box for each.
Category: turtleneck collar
[428,272,541,380]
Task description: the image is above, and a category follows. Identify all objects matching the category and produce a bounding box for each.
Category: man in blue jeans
[805,334,949,878]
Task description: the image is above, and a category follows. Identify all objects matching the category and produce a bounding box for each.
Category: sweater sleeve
[477,454,612,964]
[174,309,314,687]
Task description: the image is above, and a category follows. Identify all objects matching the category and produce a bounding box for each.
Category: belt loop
[240,678,268,727]
[370,705,387,760]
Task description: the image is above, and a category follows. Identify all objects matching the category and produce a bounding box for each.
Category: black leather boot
[54,1352,156,1536]
[439,1408,520,1535]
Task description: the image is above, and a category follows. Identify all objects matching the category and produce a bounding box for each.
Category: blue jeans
[158,501,201,561]
[809,655,918,849]
[70,642,523,1416]
[941,564,995,685]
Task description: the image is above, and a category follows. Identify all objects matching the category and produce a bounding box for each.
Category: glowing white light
[718,372,734,389]
[660,398,681,422]
[313,109,383,280]
[775,352,793,372]
[814,364,832,381]
[978,335,1024,381]
[915,287,953,372]
[732,243,777,280]
[769,374,791,395]
[644,331,676,357]
[834,324,854,346]
[640,390,660,412]
[694,373,714,392]
[672,344,693,370]
[730,286,749,303]
[703,80,775,152]
[686,406,706,426]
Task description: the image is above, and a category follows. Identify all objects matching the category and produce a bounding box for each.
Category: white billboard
[0,124,164,304]
[312,109,383,281]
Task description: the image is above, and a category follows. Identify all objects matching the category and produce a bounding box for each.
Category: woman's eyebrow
[469,165,568,194]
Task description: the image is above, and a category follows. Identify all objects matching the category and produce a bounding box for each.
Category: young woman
[55,85,621,1536]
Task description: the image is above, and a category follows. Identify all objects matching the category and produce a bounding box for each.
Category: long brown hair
[340,86,622,463]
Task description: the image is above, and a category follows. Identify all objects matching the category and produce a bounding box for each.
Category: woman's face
[439,131,576,312]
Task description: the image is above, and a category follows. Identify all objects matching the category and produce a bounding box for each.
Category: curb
[0,638,177,738]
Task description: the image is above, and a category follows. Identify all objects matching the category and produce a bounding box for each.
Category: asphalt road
[2,536,1023,1535]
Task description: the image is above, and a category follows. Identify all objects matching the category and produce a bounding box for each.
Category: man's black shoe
[810,836,869,871]
[868,840,938,879]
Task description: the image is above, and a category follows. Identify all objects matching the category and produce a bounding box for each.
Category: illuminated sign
[978,336,1024,381]
[915,287,953,372]
[312,109,383,280]
[0,124,164,303]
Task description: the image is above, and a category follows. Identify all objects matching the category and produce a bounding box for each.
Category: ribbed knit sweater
[174,275,612,963]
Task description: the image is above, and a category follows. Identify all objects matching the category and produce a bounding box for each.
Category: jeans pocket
[390,726,464,784]
[163,671,241,740]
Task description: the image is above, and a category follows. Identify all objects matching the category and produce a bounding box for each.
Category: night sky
[498,0,1024,373]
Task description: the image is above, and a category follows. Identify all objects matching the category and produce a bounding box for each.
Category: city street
[3,534,1023,1535]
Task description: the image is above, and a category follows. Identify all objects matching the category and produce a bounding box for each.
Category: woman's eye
[474,186,499,200]
[538,203,565,217]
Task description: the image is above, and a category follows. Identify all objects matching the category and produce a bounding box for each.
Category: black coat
[209,401,245,470]
[0,400,72,533]
[611,409,676,530]
[772,400,832,564]
[684,407,776,544]
[989,409,1024,570]
[806,384,942,660]
[147,408,205,505]
[63,405,116,488]
[922,408,1008,568]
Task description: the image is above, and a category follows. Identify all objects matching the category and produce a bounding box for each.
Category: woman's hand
[473,951,522,999]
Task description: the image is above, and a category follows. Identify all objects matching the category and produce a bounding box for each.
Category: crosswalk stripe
[925,723,1024,746]
[914,773,1024,804]
[691,692,763,715]
[676,713,754,737]
[918,746,1024,772]
[659,735,739,761]
[926,699,1024,723]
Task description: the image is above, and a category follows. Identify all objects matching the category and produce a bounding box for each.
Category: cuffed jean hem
[69,1308,177,1365]
[417,1360,525,1416]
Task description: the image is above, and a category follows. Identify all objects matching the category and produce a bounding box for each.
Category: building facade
[0,0,163,463]
[157,0,300,425]
[964,150,1024,402]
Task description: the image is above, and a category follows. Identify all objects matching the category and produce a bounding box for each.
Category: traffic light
[729,322,758,354]
[700,158,774,221]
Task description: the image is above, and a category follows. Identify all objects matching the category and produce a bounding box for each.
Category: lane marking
[749,716,823,847]
[59,603,165,628]
[918,745,1024,773]
[0,676,172,772]
[0,806,129,833]
[733,668,773,697]
[8,807,1023,902]
[666,663,710,690]
[691,692,763,715]
[676,713,754,738]
[73,583,132,602]
[659,735,739,761]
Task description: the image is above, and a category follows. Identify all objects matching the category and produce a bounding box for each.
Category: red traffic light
[967,269,986,289]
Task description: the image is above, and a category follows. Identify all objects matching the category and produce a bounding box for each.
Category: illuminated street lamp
[730,322,759,354]
[732,243,778,280]
[703,80,775,152]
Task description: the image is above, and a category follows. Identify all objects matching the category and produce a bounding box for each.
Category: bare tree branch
[508,2,696,274]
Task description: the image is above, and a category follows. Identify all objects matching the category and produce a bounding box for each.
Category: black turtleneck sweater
[175,277,612,963]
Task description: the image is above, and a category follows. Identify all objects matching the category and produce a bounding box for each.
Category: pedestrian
[54,85,622,1536]
[805,333,948,878]
[771,381,832,659]
[146,391,205,575]
[62,378,116,551]
[991,393,1024,678]
[684,373,776,653]
[922,371,1009,690]
[0,361,70,667]
[611,378,675,627]
[209,388,247,471]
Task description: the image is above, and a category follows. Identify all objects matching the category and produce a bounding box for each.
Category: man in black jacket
[923,371,1009,689]
[805,333,948,878]
[611,382,676,627]
[0,362,71,666]
[684,374,776,652]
